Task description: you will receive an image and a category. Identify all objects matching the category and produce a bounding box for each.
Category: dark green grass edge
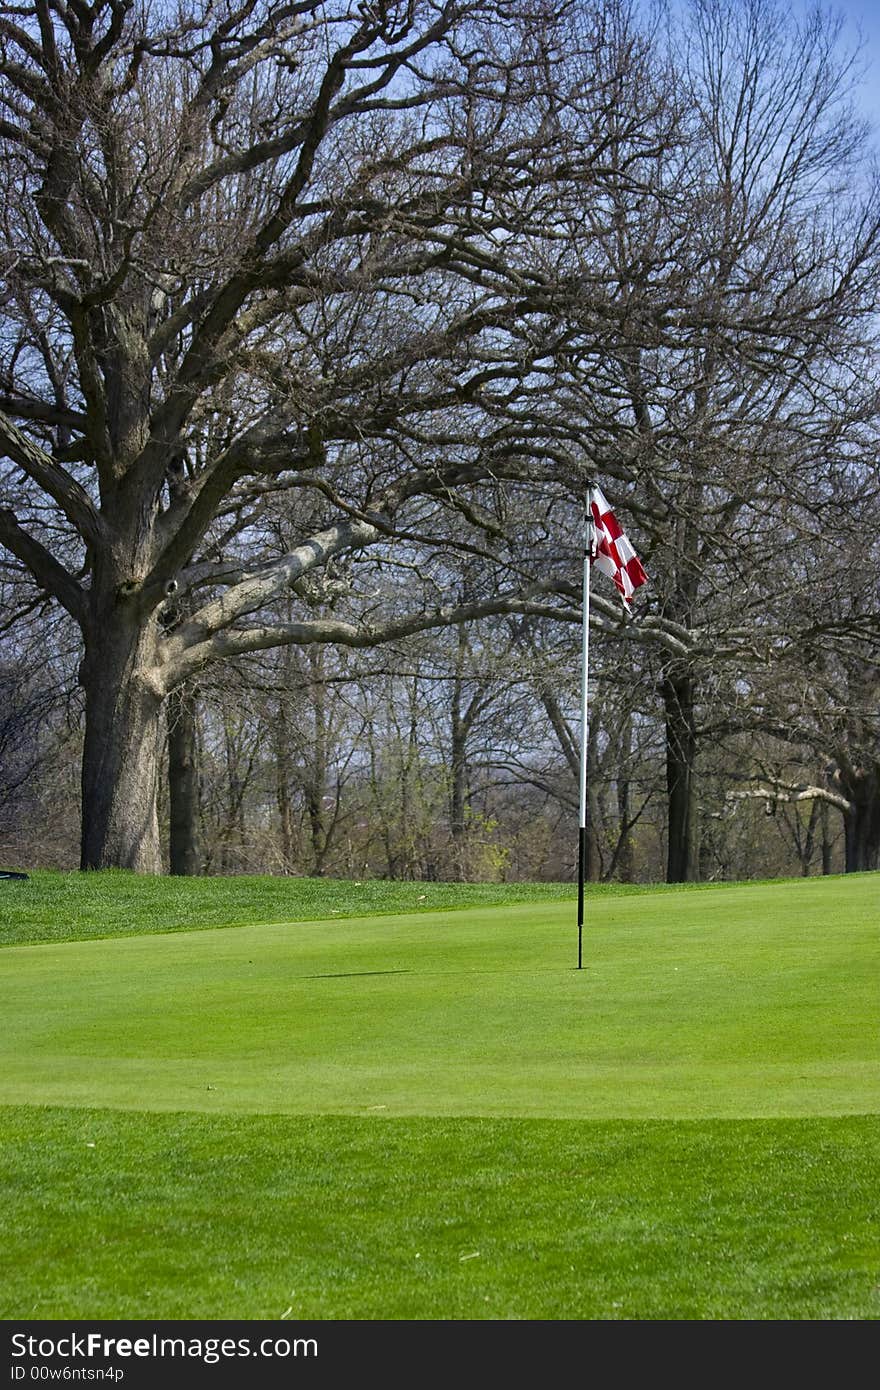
[1,867,870,949]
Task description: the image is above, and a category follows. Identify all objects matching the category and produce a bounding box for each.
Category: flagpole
[577,493,593,970]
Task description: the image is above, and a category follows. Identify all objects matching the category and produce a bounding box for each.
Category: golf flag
[588,485,647,609]
[577,483,647,969]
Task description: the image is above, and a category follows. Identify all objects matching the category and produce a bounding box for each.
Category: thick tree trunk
[80,614,164,872]
[843,771,880,872]
[662,670,699,883]
[167,684,200,875]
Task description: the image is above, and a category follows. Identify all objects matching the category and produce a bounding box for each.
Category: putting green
[1,876,877,1119]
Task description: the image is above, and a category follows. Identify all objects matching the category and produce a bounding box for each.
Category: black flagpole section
[577,826,586,969]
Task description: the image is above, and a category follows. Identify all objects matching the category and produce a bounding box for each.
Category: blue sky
[798,1,880,133]
[666,1,880,141]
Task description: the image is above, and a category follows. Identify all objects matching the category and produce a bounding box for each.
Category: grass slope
[0,871,877,1319]
[0,869,579,947]
[0,866,810,948]
[0,876,877,1118]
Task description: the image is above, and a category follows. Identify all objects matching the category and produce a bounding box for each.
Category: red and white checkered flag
[589,485,647,610]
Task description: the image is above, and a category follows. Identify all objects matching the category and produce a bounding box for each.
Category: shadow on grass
[304,969,413,979]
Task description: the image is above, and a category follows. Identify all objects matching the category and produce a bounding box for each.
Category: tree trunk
[820,800,833,875]
[305,780,328,876]
[843,770,880,872]
[799,800,820,877]
[80,614,164,873]
[304,650,329,875]
[275,699,296,872]
[662,669,699,883]
[449,668,468,879]
[615,713,634,882]
[167,684,200,875]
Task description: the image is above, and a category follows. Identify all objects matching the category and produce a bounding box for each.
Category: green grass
[2,1108,878,1320]
[0,867,581,947]
[0,865,805,948]
[1,876,877,1118]
[0,870,877,1318]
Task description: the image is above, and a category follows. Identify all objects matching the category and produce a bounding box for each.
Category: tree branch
[0,408,105,547]
[157,583,574,690]
[0,508,86,622]
[726,784,852,815]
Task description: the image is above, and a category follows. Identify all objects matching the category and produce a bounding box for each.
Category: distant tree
[566,0,880,878]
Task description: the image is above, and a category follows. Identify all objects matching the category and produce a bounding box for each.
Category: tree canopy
[1,0,878,873]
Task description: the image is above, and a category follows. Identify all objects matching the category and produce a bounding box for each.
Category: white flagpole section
[577,493,593,970]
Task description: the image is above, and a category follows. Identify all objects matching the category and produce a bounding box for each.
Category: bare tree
[2,0,675,869]
[3,0,875,885]
[564,0,880,878]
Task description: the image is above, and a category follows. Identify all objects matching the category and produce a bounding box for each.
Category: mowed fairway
[0,872,878,1319]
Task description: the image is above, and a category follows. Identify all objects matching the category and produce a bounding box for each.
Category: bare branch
[0,507,85,622]
[0,408,105,546]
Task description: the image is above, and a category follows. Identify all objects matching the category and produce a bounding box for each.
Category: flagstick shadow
[304,969,413,980]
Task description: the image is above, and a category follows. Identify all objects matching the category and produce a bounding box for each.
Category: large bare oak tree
[1,0,667,869]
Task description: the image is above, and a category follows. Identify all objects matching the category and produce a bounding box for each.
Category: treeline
[0,0,878,882]
[0,607,860,882]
